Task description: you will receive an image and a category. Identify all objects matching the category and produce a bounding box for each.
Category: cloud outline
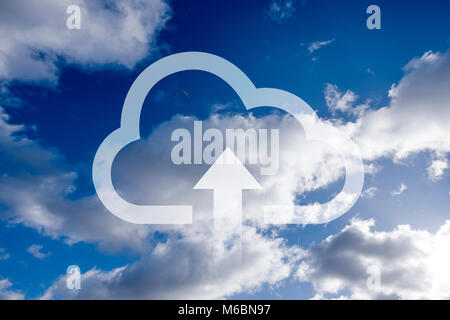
[92,52,364,225]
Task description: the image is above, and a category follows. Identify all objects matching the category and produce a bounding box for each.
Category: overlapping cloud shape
[92,52,364,225]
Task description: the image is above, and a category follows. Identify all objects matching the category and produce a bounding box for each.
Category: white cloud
[42,227,302,299]
[324,83,357,114]
[361,187,378,199]
[390,183,407,196]
[427,153,448,181]
[26,244,50,260]
[0,278,23,300]
[296,218,450,299]
[308,39,335,54]
[342,50,450,166]
[0,107,347,298]
[0,107,156,254]
[40,110,372,298]
[324,83,369,117]
[0,71,349,252]
[267,0,296,23]
[0,0,170,85]
[0,248,10,261]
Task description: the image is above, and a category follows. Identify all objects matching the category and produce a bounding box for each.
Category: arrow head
[193,148,261,190]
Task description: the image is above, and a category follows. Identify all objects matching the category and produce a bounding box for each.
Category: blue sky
[0,0,449,299]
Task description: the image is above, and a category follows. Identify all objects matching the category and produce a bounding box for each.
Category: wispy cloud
[307,39,335,54]
[361,187,378,199]
[324,83,357,114]
[391,183,407,196]
[0,248,10,261]
[27,244,50,260]
[324,83,370,117]
[267,0,296,23]
[0,278,23,300]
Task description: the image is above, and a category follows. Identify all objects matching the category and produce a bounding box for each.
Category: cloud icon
[92,52,364,225]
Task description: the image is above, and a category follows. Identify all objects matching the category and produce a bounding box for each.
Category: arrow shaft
[212,188,243,247]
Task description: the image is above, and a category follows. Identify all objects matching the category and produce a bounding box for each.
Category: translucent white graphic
[366,264,381,291]
[366,5,381,30]
[92,52,364,225]
[66,5,81,30]
[171,121,280,175]
[194,148,261,250]
[66,265,81,290]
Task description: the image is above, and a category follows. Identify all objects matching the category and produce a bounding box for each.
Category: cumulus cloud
[325,50,450,181]
[0,0,170,85]
[111,113,348,229]
[27,244,50,260]
[1,108,301,298]
[0,107,155,253]
[427,153,448,181]
[1,1,447,301]
[342,50,450,168]
[0,105,346,298]
[296,218,450,299]
[42,227,302,299]
[0,278,23,300]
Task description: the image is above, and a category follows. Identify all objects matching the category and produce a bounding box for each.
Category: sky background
[0,0,449,299]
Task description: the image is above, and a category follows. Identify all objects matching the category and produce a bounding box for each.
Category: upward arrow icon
[194,148,261,251]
